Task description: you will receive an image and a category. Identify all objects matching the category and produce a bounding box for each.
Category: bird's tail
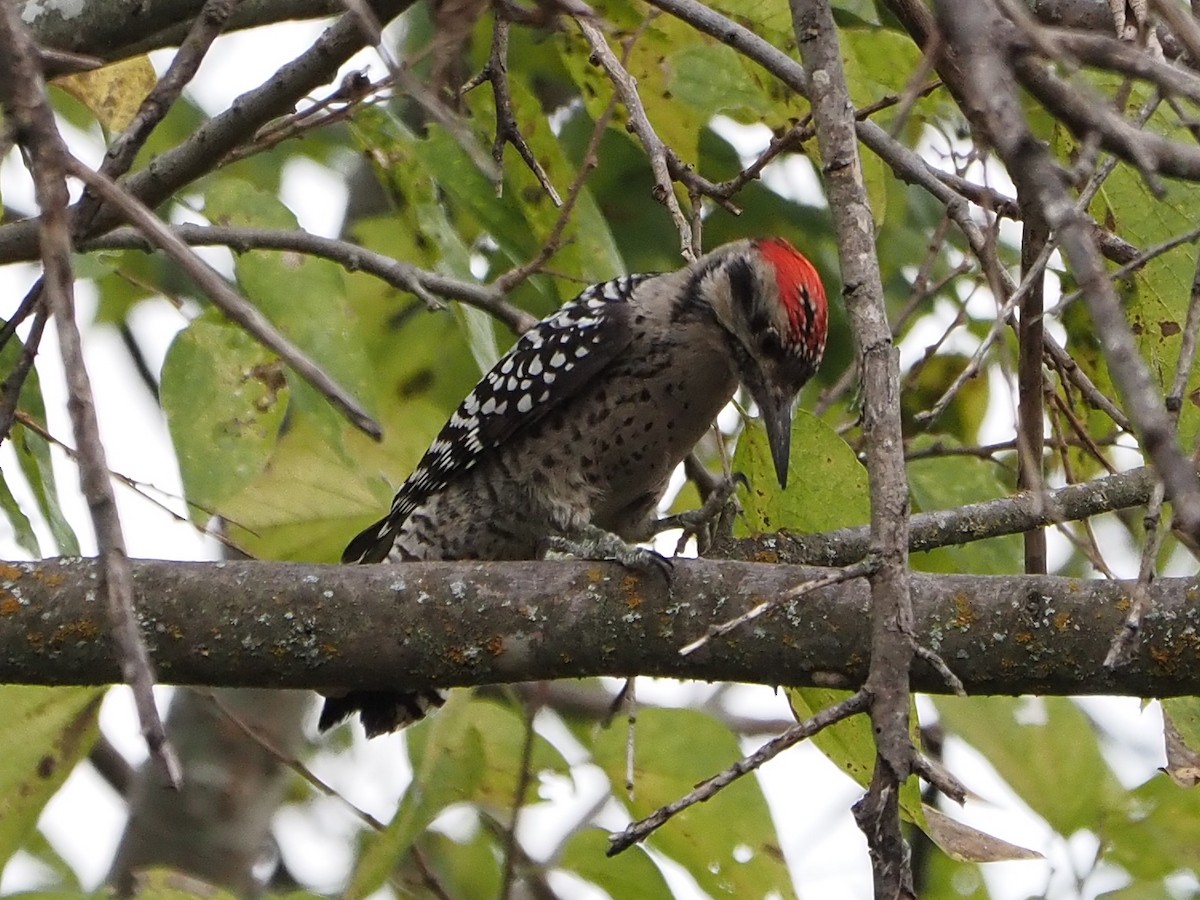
[318,689,447,737]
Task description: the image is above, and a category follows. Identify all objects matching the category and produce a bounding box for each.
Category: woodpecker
[320,237,828,736]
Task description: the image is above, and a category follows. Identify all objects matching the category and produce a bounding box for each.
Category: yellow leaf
[55,55,156,133]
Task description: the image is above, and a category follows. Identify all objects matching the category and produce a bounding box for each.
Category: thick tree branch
[2,558,1200,697]
[23,0,410,67]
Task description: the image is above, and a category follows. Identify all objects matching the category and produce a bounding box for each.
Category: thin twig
[680,559,877,656]
[63,157,383,439]
[492,93,620,294]
[339,0,501,182]
[0,1,179,785]
[0,300,48,445]
[574,16,694,259]
[464,16,561,205]
[86,223,537,335]
[77,0,237,236]
[1106,241,1200,665]
[13,410,250,553]
[203,691,386,832]
[499,703,537,900]
[607,690,870,855]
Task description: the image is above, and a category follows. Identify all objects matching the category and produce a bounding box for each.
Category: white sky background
[0,15,1177,900]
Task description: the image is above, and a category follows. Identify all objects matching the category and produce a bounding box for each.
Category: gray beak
[757,389,795,489]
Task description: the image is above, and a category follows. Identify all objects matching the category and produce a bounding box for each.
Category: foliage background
[1,0,1199,897]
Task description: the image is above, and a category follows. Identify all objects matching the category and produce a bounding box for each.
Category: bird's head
[699,238,829,488]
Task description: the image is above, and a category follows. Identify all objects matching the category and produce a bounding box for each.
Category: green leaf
[0,468,39,556]
[1162,696,1200,752]
[10,424,79,558]
[0,687,103,872]
[786,687,925,829]
[204,181,372,441]
[935,696,1119,837]
[1054,85,1200,444]
[559,828,673,900]
[733,409,870,534]
[348,696,568,899]
[1104,772,1200,880]
[0,323,79,556]
[666,44,774,120]
[590,707,796,899]
[907,435,1021,575]
[160,311,289,518]
[405,830,502,899]
[841,27,923,106]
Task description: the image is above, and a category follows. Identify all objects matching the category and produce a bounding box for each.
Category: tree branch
[24,0,411,67]
[0,1,416,265]
[793,2,919,892]
[2,557,1200,697]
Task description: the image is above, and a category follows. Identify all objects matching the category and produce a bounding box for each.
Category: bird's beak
[757,389,794,489]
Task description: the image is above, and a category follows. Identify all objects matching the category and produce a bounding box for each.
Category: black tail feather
[318,689,447,737]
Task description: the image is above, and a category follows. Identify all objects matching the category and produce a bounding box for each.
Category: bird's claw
[543,528,673,583]
[656,473,747,555]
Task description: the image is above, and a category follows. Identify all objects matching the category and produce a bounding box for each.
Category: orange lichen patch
[753,549,780,564]
[1116,596,1132,612]
[0,563,23,581]
[622,574,642,608]
[26,631,44,648]
[447,646,469,665]
[486,636,504,656]
[36,571,64,588]
[1054,610,1071,631]
[320,643,339,656]
[1014,631,1033,645]
[1151,645,1173,668]
[49,618,100,645]
[587,567,605,583]
[951,593,974,629]
[164,624,184,640]
[0,591,20,616]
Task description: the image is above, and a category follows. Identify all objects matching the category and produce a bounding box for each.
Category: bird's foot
[543,524,673,581]
[654,473,746,555]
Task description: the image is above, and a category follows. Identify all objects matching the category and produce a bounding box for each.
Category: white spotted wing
[343,275,653,563]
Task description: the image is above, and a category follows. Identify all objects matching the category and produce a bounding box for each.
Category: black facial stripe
[725,257,757,319]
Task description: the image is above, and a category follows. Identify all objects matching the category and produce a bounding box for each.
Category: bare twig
[680,559,877,656]
[83,0,238,230]
[13,411,248,553]
[0,2,179,785]
[63,158,383,439]
[464,16,561,204]
[793,1,919,892]
[0,5,407,264]
[1018,220,1049,574]
[493,92,621,294]
[574,16,694,258]
[1107,242,1200,664]
[86,223,538,335]
[607,690,870,855]
[0,298,48,445]
[938,0,1200,546]
[499,703,537,900]
[203,691,386,832]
